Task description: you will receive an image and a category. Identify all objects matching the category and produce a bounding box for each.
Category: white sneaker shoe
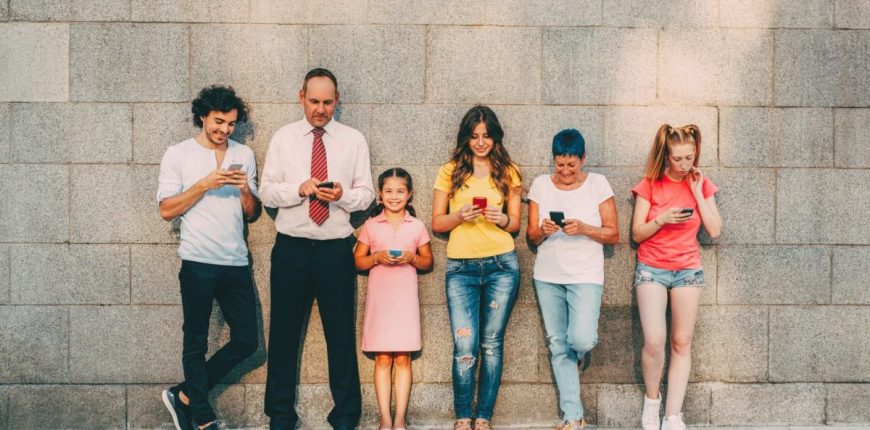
[661,413,687,430]
[641,393,662,430]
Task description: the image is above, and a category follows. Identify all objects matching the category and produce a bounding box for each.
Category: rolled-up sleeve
[156,147,182,203]
[245,150,259,198]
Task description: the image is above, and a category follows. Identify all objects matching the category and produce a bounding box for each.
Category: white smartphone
[227,163,244,171]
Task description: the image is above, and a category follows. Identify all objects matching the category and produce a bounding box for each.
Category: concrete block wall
[1,1,868,428]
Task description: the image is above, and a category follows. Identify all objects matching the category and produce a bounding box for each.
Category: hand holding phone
[388,249,402,258]
[318,181,335,189]
[549,211,566,227]
[679,208,694,216]
[472,197,487,211]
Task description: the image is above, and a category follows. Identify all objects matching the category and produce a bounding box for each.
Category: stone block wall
[0,1,868,428]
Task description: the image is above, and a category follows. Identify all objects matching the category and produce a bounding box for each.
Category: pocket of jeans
[495,252,519,272]
[446,259,464,274]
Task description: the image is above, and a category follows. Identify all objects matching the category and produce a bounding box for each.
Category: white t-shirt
[527,172,614,285]
[157,138,258,266]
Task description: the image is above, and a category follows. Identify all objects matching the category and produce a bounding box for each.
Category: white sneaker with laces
[641,393,662,430]
[661,413,687,430]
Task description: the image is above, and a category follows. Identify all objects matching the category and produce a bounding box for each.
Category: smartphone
[318,181,335,189]
[472,196,487,211]
[388,249,402,258]
[549,211,565,227]
[227,163,244,171]
[679,208,695,216]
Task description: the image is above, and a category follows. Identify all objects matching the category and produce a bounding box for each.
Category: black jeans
[178,260,258,425]
[264,233,361,428]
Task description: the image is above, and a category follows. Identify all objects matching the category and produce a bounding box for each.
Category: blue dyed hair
[552,128,586,159]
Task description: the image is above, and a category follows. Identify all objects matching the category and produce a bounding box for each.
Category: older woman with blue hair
[526,129,619,430]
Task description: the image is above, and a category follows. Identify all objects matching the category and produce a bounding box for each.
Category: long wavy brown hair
[448,105,520,202]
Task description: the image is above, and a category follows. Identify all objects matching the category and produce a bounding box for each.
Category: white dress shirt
[260,118,375,240]
[157,138,258,266]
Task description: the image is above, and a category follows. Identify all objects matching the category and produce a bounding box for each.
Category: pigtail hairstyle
[368,167,416,219]
[448,105,521,202]
[643,124,702,181]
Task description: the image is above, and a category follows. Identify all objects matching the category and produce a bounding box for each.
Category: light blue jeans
[446,251,520,421]
[534,280,603,421]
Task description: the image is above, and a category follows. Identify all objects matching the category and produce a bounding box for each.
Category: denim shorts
[633,262,705,289]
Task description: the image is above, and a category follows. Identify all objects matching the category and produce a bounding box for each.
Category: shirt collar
[373,211,414,223]
[301,118,336,137]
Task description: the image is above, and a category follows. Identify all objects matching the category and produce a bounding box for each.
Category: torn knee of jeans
[456,327,472,337]
[454,354,476,374]
[488,300,499,309]
[480,335,499,355]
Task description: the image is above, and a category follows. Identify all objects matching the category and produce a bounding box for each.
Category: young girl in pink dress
[354,168,433,430]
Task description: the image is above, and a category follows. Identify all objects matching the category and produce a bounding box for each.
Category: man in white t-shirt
[157,85,261,430]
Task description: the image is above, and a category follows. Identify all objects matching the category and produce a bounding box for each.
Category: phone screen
[227,163,244,171]
[549,211,565,227]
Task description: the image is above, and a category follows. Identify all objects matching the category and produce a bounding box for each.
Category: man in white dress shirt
[260,68,374,430]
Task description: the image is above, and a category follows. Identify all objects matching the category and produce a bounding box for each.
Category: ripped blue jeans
[446,251,520,421]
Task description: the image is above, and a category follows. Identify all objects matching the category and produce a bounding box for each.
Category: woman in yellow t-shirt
[431,105,522,430]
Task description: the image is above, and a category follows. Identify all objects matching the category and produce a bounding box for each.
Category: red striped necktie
[309,127,329,225]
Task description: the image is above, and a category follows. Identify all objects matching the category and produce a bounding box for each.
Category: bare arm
[631,197,692,243]
[431,189,481,233]
[159,170,226,221]
[223,170,261,220]
[690,169,722,240]
[563,197,619,244]
[526,200,560,246]
[407,242,433,271]
[482,187,522,233]
[353,241,397,271]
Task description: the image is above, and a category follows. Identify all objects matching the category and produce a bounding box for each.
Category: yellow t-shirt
[434,162,522,259]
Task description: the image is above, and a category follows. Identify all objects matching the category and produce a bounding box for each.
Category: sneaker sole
[161,390,183,430]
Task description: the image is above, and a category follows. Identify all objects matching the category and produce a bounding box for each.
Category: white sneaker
[641,393,662,430]
[661,413,687,430]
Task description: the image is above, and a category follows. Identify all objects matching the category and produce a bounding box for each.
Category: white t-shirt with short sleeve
[157,138,258,266]
[527,172,614,285]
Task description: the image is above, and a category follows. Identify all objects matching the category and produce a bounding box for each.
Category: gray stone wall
[1,1,868,429]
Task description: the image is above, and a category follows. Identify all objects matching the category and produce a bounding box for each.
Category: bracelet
[500,213,511,229]
[653,218,662,227]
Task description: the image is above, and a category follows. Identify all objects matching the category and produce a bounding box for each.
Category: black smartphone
[679,208,695,216]
[549,211,565,227]
[318,181,335,189]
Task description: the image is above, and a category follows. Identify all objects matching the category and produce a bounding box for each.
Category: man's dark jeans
[178,260,258,425]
